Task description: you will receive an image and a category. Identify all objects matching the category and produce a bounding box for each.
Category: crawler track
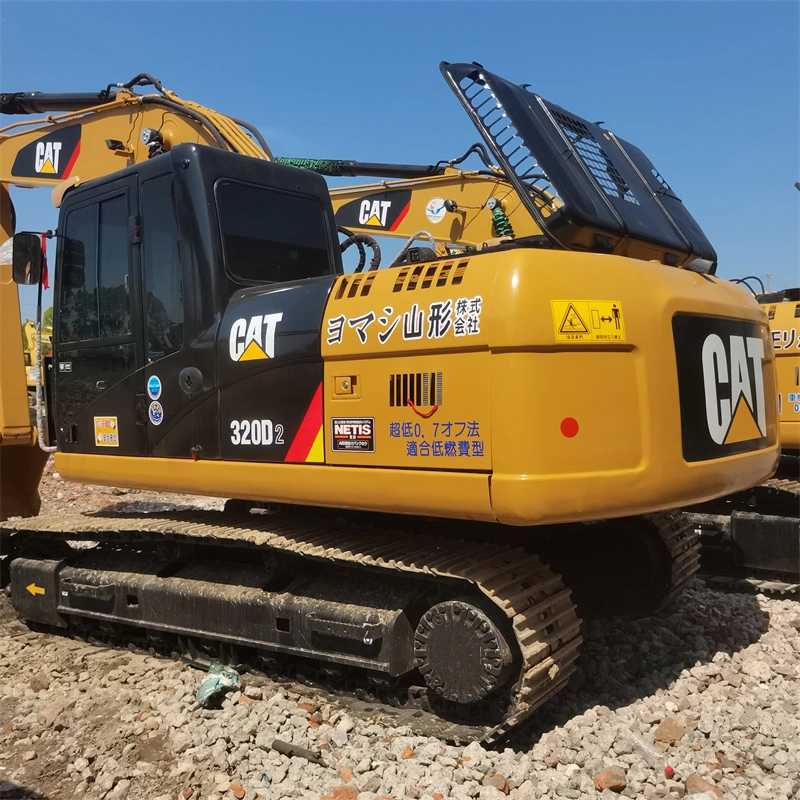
[1,508,700,740]
[654,511,702,598]
[2,508,584,744]
[762,477,800,496]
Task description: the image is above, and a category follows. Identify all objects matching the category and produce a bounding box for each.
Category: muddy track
[3,508,584,744]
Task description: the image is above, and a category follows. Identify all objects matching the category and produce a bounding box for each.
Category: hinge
[128,215,142,244]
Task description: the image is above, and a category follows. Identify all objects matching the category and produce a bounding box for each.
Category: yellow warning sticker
[551,300,626,343]
[94,416,119,447]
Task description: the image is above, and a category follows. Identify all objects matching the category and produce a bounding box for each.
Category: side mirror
[12,233,43,285]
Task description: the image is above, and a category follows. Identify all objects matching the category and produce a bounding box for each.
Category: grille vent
[552,111,639,206]
[389,372,443,407]
[795,304,800,318]
[392,261,468,293]
[456,71,557,209]
[334,272,376,300]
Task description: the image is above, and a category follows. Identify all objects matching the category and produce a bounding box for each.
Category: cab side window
[142,175,183,361]
[59,194,130,343]
[216,180,333,283]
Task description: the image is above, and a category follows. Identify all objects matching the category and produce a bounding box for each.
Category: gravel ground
[1,461,799,800]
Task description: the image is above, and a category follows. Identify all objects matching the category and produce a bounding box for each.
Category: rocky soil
[1,462,799,800]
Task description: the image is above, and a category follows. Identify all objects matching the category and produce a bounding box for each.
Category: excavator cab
[27,144,342,460]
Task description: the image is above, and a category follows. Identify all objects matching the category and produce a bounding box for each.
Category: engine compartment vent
[389,371,443,407]
[334,272,376,300]
[392,261,469,293]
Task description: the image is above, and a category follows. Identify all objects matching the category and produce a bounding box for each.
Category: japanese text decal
[327,296,483,346]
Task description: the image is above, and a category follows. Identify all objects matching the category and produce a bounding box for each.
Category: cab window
[59,194,130,343]
[216,180,333,283]
[142,175,183,360]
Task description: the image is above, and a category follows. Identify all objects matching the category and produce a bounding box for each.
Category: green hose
[276,158,347,176]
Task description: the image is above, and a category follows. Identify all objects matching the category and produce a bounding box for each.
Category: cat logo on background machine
[335,189,412,232]
[35,141,62,174]
[673,315,771,461]
[10,126,81,181]
[229,313,283,361]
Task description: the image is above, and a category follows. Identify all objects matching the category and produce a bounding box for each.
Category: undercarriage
[1,506,698,742]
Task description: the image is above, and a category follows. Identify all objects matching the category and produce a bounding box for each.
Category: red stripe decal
[388,201,411,232]
[284,382,323,462]
[62,138,81,179]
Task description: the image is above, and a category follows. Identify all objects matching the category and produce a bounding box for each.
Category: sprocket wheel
[413,599,515,704]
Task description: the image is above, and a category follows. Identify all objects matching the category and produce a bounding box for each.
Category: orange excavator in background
[0,64,785,742]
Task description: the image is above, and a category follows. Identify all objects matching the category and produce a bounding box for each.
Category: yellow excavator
[762,289,799,453]
[0,64,781,742]
[21,318,52,391]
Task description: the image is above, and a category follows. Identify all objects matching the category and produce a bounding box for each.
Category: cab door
[138,172,218,460]
[54,175,147,456]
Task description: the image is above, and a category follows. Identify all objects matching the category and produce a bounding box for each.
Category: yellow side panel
[768,301,800,451]
[325,352,492,469]
[54,453,496,522]
[491,350,643,476]
[490,349,649,525]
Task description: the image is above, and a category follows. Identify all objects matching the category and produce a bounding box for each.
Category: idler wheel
[413,599,515,704]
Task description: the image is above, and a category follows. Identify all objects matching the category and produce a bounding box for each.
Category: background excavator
[21,318,52,395]
[0,64,784,742]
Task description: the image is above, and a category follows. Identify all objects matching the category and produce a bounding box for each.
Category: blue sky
[2,0,798,321]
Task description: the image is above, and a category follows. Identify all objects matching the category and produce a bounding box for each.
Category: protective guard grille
[440,62,717,268]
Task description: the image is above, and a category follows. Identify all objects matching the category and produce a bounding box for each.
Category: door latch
[334,375,359,397]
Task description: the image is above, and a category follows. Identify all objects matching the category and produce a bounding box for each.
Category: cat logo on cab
[673,315,773,462]
[229,313,283,361]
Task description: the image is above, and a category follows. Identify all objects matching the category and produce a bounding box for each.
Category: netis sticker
[331,417,375,452]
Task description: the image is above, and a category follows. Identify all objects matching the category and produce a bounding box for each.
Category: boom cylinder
[0,91,114,116]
